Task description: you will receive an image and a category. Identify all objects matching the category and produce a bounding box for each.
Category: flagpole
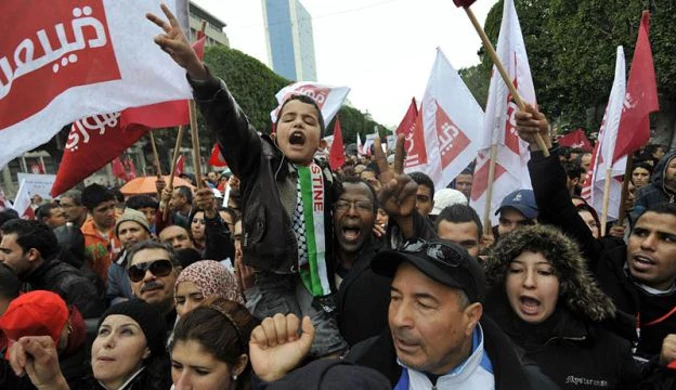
[164,125,186,219]
[483,145,498,236]
[149,132,162,176]
[600,167,613,236]
[189,100,203,189]
[462,7,550,157]
[616,157,634,226]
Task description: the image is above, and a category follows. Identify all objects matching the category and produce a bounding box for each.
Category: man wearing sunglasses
[347,239,556,389]
[126,240,181,330]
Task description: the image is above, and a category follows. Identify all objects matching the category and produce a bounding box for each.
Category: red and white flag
[51,113,149,196]
[175,154,185,177]
[404,49,484,191]
[329,118,345,170]
[582,47,627,221]
[614,11,659,161]
[209,143,228,168]
[13,179,35,220]
[363,133,378,157]
[558,129,593,152]
[270,83,350,125]
[0,1,191,169]
[394,98,427,169]
[470,0,535,226]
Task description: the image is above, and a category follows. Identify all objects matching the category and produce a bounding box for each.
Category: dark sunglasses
[128,259,173,283]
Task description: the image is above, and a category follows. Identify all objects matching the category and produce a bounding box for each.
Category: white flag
[0,0,192,169]
[13,179,34,219]
[470,0,535,226]
[270,82,350,125]
[582,47,627,221]
[404,49,484,192]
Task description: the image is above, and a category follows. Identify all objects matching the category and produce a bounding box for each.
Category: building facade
[262,0,317,81]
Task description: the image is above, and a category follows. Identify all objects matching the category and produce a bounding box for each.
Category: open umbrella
[120,176,195,196]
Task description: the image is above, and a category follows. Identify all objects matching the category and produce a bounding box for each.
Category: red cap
[453,0,476,7]
[0,291,69,347]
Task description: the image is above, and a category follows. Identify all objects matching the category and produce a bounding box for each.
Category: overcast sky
[192,0,498,127]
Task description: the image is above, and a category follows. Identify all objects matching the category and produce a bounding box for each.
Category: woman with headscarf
[8,299,172,390]
[174,260,244,318]
[484,225,641,389]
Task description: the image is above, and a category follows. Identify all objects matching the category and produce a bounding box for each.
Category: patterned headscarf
[175,260,244,305]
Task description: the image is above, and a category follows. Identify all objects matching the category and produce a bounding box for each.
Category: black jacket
[485,291,640,390]
[191,71,336,277]
[528,150,676,359]
[346,316,559,389]
[204,212,235,263]
[23,259,106,318]
[635,151,676,216]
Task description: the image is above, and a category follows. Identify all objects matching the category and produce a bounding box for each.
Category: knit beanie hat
[98,300,167,358]
[115,208,151,237]
[175,260,244,305]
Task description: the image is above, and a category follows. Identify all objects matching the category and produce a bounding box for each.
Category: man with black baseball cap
[346,238,557,389]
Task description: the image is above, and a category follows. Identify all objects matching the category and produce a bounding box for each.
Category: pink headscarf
[175,260,244,305]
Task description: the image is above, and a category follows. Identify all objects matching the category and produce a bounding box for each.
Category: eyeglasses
[128,259,173,282]
[399,238,479,301]
[335,200,373,213]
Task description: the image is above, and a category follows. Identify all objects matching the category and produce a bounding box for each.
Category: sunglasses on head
[399,238,479,300]
[128,259,173,283]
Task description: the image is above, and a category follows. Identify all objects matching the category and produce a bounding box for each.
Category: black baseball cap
[371,239,486,303]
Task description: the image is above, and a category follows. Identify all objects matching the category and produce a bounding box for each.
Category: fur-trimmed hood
[485,225,615,322]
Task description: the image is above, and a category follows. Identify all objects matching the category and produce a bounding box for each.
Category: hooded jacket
[635,151,676,215]
[484,225,641,389]
[189,70,336,279]
[527,150,676,361]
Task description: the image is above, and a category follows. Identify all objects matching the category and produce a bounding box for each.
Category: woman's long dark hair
[170,297,259,390]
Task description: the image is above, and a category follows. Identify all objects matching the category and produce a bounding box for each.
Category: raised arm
[147,4,262,180]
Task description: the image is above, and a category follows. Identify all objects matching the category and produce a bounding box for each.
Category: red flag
[404,105,428,168]
[51,114,149,196]
[395,98,418,138]
[558,129,593,152]
[209,144,228,168]
[175,155,185,177]
[112,157,129,182]
[329,118,346,170]
[613,11,659,161]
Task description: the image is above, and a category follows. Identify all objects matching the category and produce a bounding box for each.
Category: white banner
[270,82,350,125]
[582,47,627,221]
[404,49,484,191]
[17,173,57,201]
[0,0,191,169]
[470,0,535,226]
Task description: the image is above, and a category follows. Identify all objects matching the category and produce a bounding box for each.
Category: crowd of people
[0,5,673,390]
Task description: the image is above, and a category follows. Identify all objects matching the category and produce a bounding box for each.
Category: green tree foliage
[461,0,674,131]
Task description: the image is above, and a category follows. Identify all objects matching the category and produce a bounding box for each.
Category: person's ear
[463,302,483,337]
[142,347,151,360]
[26,248,41,262]
[233,353,249,377]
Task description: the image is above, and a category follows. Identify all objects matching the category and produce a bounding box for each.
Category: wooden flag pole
[600,167,613,236]
[463,7,550,156]
[616,157,634,226]
[189,100,203,189]
[483,145,498,236]
[149,132,162,176]
[164,125,186,219]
